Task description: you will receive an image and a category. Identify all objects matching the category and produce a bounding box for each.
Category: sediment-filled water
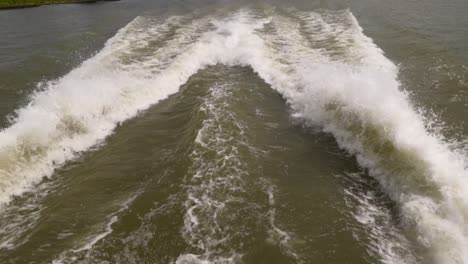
[1,0,467,263]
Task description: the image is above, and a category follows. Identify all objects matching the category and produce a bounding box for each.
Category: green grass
[0,0,91,8]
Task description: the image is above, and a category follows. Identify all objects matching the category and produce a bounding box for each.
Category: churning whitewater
[0,7,467,264]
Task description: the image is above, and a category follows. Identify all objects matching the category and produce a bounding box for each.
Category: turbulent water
[1,1,468,264]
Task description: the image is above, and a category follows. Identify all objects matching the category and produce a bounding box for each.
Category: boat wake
[0,7,467,264]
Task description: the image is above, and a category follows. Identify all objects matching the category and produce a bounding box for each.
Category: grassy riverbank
[0,0,114,9]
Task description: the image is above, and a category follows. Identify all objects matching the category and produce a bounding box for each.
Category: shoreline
[0,0,118,10]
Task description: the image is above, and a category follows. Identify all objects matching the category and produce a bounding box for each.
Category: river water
[0,0,467,263]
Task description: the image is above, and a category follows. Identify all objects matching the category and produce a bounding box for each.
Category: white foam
[266,186,301,262]
[0,15,210,208]
[343,172,418,264]
[253,10,468,263]
[179,80,247,263]
[179,8,468,263]
[51,193,139,264]
[1,7,467,263]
